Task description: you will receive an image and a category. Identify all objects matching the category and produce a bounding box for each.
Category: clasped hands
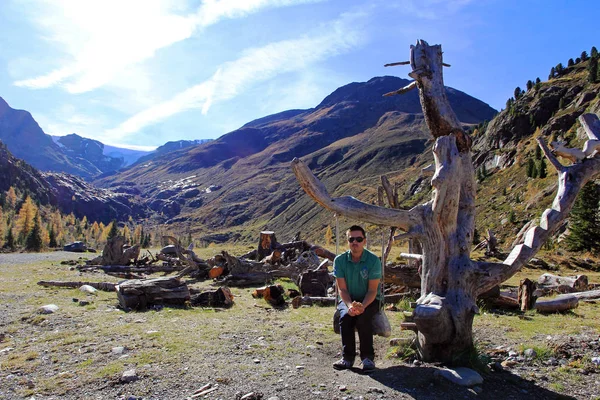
[348,301,365,316]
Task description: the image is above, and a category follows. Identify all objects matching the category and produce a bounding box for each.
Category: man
[332,225,382,372]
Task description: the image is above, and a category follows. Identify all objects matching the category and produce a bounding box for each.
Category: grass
[1,247,600,397]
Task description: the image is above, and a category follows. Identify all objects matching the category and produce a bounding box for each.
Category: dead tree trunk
[292,39,600,364]
[257,231,278,261]
[518,278,537,311]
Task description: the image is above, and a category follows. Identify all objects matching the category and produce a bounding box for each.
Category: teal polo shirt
[333,249,382,302]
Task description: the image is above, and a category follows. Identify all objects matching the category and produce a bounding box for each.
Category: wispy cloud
[102,12,365,141]
[14,0,325,93]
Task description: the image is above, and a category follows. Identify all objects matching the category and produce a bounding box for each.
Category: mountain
[101,144,152,168]
[96,76,497,242]
[0,140,148,224]
[51,134,125,172]
[133,139,213,165]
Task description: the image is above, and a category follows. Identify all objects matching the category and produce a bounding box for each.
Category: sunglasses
[348,237,364,243]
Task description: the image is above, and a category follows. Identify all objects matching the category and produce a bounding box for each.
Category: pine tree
[526,80,533,91]
[48,225,57,248]
[592,46,599,59]
[555,63,564,75]
[549,67,555,80]
[568,58,575,67]
[588,57,598,84]
[581,51,589,61]
[565,182,600,252]
[538,158,547,179]
[508,210,516,224]
[5,187,17,210]
[25,212,43,251]
[526,158,537,178]
[576,57,581,64]
[514,86,522,99]
[107,220,119,241]
[4,224,15,250]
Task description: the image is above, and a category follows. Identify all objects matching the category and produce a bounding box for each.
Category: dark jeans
[338,300,380,362]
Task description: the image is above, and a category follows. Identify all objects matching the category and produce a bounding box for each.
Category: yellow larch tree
[5,187,17,210]
[16,196,38,241]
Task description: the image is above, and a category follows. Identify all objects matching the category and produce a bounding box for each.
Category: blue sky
[0,0,597,150]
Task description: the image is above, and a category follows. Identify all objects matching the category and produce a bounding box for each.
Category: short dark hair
[346,225,366,237]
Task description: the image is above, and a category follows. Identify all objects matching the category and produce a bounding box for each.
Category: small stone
[547,357,559,366]
[295,365,305,370]
[413,359,422,366]
[591,357,600,365]
[79,284,97,294]
[337,385,347,391]
[79,300,90,306]
[267,397,280,400]
[501,360,517,368]
[546,335,552,340]
[559,359,568,366]
[508,350,518,357]
[435,367,483,386]
[306,345,316,350]
[524,348,537,358]
[253,359,261,364]
[39,304,59,314]
[146,330,159,334]
[367,387,384,394]
[315,341,323,345]
[0,347,14,353]
[120,369,138,383]
[112,346,126,355]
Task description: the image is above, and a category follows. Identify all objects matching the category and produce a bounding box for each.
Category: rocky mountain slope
[0,141,148,224]
[0,97,128,179]
[96,76,496,243]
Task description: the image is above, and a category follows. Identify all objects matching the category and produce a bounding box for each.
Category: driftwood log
[116,276,190,310]
[37,280,116,292]
[190,287,234,307]
[78,264,186,274]
[537,273,588,293]
[87,236,140,266]
[535,295,579,313]
[292,39,600,363]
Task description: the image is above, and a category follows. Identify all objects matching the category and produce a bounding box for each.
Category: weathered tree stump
[298,269,333,297]
[518,278,537,311]
[258,231,278,261]
[87,236,140,266]
[190,287,234,307]
[115,276,190,310]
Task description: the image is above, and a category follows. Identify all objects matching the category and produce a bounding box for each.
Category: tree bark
[537,273,588,292]
[518,278,537,311]
[115,276,190,310]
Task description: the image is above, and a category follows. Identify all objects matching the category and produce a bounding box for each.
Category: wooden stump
[518,278,537,311]
[258,231,277,261]
[116,276,190,310]
[298,269,332,297]
[190,287,234,307]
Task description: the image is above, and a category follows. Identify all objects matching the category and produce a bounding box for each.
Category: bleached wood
[291,158,423,231]
[535,295,579,313]
[399,253,423,260]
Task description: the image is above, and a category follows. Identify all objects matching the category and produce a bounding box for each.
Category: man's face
[347,230,366,254]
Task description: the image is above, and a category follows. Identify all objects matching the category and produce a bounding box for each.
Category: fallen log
[291,292,413,309]
[535,295,579,313]
[78,265,187,274]
[559,289,600,301]
[38,280,116,292]
[219,272,273,287]
[384,264,421,289]
[116,276,190,310]
[252,285,286,307]
[537,273,588,292]
[190,287,234,307]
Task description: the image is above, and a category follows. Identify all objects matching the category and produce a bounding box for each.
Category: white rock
[120,369,138,383]
[79,285,97,294]
[524,348,537,358]
[435,367,484,387]
[112,346,126,355]
[39,304,59,314]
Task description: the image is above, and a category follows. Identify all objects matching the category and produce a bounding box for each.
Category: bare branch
[580,113,600,141]
[381,175,397,208]
[476,157,600,293]
[537,137,564,172]
[400,253,423,260]
[291,158,423,231]
[384,61,410,67]
[383,81,417,97]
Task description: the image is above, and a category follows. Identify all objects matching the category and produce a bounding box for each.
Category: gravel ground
[0,252,598,399]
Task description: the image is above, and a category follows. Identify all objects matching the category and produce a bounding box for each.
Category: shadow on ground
[366,365,575,400]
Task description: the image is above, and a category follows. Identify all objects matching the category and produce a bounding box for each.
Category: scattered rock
[435,367,484,387]
[78,300,90,306]
[367,387,384,394]
[337,385,347,391]
[79,284,97,294]
[120,369,138,383]
[253,359,261,364]
[524,348,537,358]
[39,304,59,314]
[112,346,126,355]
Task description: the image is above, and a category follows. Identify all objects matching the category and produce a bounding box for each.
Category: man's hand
[349,301,364,316]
